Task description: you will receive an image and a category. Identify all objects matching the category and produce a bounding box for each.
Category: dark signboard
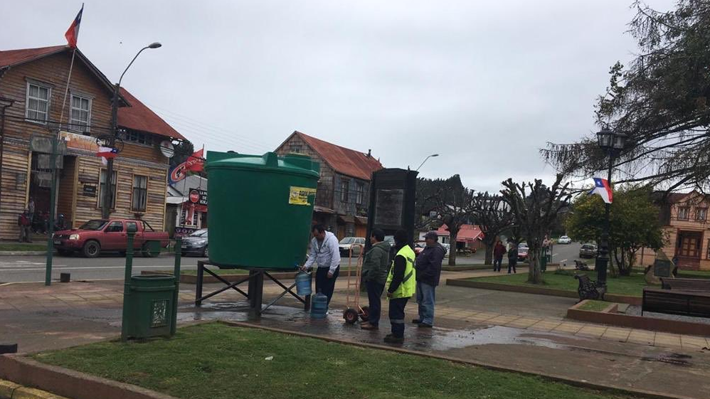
[654,258,672,277]
[374,189,404,227]
[83,185,97,197]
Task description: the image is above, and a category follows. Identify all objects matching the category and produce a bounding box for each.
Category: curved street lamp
[103,42,162,217]
[594,126,627,289]
[416,153,440,171]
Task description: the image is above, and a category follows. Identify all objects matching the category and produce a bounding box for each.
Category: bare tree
[501,175,571,284]
[470,192,514,265]
[431,183,475,266]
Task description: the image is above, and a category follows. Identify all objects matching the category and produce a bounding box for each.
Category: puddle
[418,325,567,351]
[641,353,693,367]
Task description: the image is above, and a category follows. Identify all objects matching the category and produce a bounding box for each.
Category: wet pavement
[2,276,710,398]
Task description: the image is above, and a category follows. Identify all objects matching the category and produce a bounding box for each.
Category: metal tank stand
[194,261,311,317]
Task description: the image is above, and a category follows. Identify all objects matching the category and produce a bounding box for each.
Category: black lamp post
[595,127,626,289]
[103,42,162,218]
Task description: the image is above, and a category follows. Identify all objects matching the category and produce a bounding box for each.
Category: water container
[311,292,328,319]
[295,271,312,296]
[206,151,319,269]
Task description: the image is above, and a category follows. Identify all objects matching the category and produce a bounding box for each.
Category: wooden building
[0,45,184,240]
[639,191,710,271]
[275,131,383,239]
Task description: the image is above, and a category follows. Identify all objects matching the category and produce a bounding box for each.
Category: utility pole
[102,42,162,218]
[45,132,59,286]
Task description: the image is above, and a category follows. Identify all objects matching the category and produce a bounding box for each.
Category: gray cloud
[1,0,676,192]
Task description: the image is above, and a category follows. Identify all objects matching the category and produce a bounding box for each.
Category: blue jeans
[416,281,436,325]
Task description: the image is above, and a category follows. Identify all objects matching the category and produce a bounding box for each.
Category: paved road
[0,243,585,283]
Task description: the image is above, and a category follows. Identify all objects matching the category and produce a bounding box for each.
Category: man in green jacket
[360,228,390,330]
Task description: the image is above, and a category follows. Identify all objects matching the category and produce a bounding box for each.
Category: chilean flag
[96,146,117,166]
[65,5,84,48]
[588,178,613,204]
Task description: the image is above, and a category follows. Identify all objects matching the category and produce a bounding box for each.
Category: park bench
[660,278,710,291]
[642,287,710,317]
[575,274,605,301]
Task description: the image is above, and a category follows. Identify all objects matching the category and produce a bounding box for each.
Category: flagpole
[58,48,77,131]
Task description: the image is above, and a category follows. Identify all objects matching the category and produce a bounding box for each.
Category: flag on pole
[588,177,613,204]
[96,146,117,166]
[65,5,84,48]
[184,149,205,172]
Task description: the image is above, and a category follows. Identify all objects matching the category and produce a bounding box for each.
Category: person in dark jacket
[493,240,506,272]
[507,243,518,274]
[385,229,416,344]
[361,228,390,330]
[412,231,445,328]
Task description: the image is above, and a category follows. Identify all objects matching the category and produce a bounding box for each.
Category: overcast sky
[1,0,676,192]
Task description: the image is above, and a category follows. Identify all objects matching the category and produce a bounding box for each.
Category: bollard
[121,231,135,342]
[60,273,71,283]
[170,237,182,336]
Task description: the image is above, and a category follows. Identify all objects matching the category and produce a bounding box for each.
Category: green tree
[541,0,710,192]
[566,186,666,276]
[501,175,571,284]
[171,139,195,168]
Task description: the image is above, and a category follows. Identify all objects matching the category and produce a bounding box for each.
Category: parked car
[557,235,572,244]
[181,229,209,257]
[384,235,395,247]
[517,243,529,261]
[53,219,169,258]
[579,244,598,259]
[339,237,366,257]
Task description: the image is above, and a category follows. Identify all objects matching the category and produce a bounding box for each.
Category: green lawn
[578,300,612,312]
[32,323,631,399]
[677,270,710,279]
[0,242,47,251]
[472,270,648,297]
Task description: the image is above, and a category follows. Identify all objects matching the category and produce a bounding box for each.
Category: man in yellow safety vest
[384,229,416,344]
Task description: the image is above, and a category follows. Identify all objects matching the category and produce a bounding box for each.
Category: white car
[339,237,366,256]
[558,236,572,244]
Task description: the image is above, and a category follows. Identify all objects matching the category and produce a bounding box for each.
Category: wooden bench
[660,278,710,291]
[642,287,710,317]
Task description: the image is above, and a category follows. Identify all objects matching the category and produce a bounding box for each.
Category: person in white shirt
[301,224,341,305]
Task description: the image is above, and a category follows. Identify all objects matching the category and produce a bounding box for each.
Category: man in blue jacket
[412,231,446,328]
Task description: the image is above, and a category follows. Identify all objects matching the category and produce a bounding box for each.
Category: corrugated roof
[118,88,185,140]
[286,131,383,181]
[0,45,184,141]
[436,224,484,242]
[0,45,67,69]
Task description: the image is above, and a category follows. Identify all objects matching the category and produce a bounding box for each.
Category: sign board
[289,186,316,206]
[654,258,672,278]
[60,131,99,152]
[159,140,175,158]
[174,227,197,237]
[83,185,97,197]
[374,189,404,227]
[29,134,67,155]
[189,188,208,206]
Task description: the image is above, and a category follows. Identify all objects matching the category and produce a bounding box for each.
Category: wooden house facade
[0,45,184,240]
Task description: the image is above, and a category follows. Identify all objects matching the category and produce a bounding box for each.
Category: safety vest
[386,245,416,299]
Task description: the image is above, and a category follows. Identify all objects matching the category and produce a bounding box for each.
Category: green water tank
[205,151,320,269]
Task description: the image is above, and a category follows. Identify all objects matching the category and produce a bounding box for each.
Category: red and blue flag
[65,5,84,48]
[588,177,613,204]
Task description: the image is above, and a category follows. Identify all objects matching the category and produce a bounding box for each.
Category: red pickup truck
[53,219,170,258]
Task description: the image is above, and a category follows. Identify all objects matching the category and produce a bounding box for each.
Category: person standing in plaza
[302,224,341,305]
[507,242,518,274]
[384,230,416,344]
[493,240,506,272]
[360,228,390,330]
[17,210,32,243]
[413,231,445,328]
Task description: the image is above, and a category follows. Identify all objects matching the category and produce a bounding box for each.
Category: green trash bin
[124,275,176,339]
[541,249,549,272]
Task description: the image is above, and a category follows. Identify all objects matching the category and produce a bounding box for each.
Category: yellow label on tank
[289,186,317,205]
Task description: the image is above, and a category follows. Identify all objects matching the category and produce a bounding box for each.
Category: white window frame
[69,93,92,133]
[25,81,51,124]
[696,208,707,222]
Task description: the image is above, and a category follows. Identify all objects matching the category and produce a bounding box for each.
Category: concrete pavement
[1,273,709,399]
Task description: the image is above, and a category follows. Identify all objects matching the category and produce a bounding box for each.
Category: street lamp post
[103,42,162,218]
[416,153,439,171]
[595,127,626,289]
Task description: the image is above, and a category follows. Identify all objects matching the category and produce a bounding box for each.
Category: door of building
[676,231,702,270]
